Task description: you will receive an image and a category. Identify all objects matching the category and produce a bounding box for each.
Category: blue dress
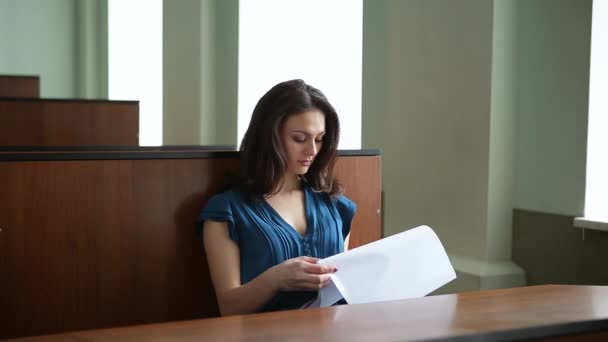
[196,182,356,312]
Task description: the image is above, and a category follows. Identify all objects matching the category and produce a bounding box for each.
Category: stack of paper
[306,225,456,308]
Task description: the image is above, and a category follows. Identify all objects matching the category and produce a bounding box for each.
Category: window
[238,0,363,149]
[576,0,608,230]
[108,0,163,146]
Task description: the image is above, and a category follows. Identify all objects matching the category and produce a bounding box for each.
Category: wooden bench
[0,75,39,98]
[0,98,139,146]
[0,148,381,339]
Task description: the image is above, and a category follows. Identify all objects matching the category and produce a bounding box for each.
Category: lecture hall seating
[0,75,39,98]
[2,74,608,342]
[0,74,381,339]
[0,75,139,146]
[0,148,382,339]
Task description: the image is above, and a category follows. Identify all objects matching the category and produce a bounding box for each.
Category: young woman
[197,79,356,315]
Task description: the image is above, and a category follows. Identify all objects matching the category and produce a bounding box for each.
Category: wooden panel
[0,75,39,98]
[0,99,138,146]
[0,154,380,339]
[0,145,236,152]
[512,209,608,286]
[6,285,608,342]
[335,156,382,248]
[541,331,608,341]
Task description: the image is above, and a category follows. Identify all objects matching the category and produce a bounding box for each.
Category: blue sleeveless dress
[196,183,356,312]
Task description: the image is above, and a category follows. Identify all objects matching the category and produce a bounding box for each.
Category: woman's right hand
[268,256,337,291]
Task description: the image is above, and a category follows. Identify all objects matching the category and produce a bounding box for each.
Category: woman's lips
[298,160,312,166]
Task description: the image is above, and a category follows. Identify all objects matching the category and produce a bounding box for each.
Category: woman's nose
[305,141,317,156]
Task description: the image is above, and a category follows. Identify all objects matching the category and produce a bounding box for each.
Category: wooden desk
[7,285,608,341]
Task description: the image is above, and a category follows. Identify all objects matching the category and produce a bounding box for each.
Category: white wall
[514,0,592,216]
[163,0,238,146]
[363,0,494,261]
[362,0,528,291]
[163,0,207,145]
[0,0,77,98]
[487,0,517,262]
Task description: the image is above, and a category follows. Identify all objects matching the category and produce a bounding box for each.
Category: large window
[578,0,608,226]
[108,0,163,146]
[238,0,363,149]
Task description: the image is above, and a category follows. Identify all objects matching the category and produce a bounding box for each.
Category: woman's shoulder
[334,193,356,214]
[196,190,246,235]
[305,187,357,230]
[305,183,356,210]
[205,190,246,208]
[208,189,238,200]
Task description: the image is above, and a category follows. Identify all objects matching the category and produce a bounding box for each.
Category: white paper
[313,225,456,307]
[299,278,342,309]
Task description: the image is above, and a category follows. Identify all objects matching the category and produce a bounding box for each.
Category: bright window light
[108,0,162,146]
[583,0,608,221]
[238,0,363,149]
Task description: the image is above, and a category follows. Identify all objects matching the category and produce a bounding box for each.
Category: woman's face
[280,109,326,176]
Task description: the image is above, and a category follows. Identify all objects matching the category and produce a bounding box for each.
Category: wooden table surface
[6,285,608,342]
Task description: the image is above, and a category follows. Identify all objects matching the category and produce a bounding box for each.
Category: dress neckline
[262,185,312,240]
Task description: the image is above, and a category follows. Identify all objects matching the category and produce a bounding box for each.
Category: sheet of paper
[299,278,342,309]
[314,225,456,307]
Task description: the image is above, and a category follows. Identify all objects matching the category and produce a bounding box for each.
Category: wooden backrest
[0,98,139,146]
[0,150,381,339]
[0,75,39,97]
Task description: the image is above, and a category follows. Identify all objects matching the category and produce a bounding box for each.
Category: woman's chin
[294,167,310,175]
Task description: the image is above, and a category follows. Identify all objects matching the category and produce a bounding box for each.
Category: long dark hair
[238,79,341,198]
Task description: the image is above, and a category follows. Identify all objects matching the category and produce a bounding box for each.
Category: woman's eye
[292,136,322,143]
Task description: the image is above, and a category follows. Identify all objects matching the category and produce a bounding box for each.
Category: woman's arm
[203,220,336,316]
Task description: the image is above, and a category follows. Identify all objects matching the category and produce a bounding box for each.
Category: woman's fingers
[297,273,332,285]
[277,256,337,291]
[288,280,332,290]
[298,261,337,275]
[294,256,336,274]
[297,256,320,264]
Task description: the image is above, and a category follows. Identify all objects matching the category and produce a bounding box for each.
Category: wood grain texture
[6,285,608,342]
[0,99,138,146]
[0,75,39,97]
[335,156,382,248]
[0,154,381,339]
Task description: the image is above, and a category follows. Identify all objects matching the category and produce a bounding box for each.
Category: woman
[197,79,356,315]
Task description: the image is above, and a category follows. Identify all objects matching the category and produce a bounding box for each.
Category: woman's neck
[276,173,302,195]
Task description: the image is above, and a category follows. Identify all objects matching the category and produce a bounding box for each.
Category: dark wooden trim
[0,145,237,152]
[0,151,237,161]
[336,149,383,156]
[0,74,39,79]
[0,149,381,161]
[429,318,608,342]
[0,97,138,104]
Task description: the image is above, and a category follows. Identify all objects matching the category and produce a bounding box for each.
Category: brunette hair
[238,79,341,198]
